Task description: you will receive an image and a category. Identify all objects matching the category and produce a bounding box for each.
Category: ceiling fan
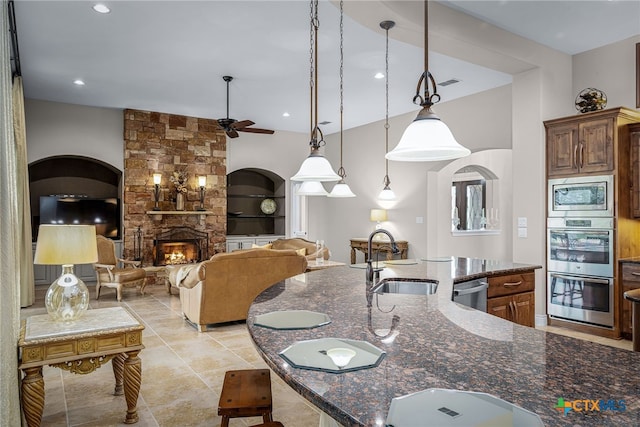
[217,76,275,139]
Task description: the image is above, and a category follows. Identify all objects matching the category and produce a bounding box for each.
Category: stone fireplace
[122,109,227,266]
[153,227,208,266]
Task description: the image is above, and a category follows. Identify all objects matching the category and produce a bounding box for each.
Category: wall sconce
[152,173,162,211]
[197,175,206,211]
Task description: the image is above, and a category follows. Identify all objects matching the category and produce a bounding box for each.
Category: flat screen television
[39,196,121,239]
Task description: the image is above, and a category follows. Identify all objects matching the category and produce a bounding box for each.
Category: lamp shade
[386,115,471,162]
[378,187,396,201]
[291,154,341,182]
[296,181,329,196]
[34,225,98,265]
[328,182,356,198]
[153,173,162,185]
[370,209,388,222]
[198,175,207,187]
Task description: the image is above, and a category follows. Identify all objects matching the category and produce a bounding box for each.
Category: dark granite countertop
[247,258,640,426]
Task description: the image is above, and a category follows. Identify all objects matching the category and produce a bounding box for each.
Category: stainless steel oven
[547,217,614,278]
[547,273,614,328]
[548,175,613,217]
[547,217,614,328]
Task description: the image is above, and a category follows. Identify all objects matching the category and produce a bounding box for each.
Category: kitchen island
[247,258,640,426]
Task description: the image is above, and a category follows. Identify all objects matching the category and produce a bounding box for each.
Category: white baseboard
[535,314,547,327]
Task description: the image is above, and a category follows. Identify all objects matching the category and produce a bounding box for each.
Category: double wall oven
[547,175,615,328]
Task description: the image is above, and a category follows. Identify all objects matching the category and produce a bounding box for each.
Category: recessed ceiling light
[92,4,110,14]
[73,79,85,86]
[374,72,384,79]
[282,112,290,117]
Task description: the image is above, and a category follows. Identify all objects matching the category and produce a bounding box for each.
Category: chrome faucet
[366,229,399,288]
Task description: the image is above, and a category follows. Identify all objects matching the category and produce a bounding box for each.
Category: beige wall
[25,99,123,170]
[573,35,640,111]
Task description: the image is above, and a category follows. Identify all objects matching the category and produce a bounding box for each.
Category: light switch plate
[416,216,424,224]
[518,227,527,238]
[517,217,527,227]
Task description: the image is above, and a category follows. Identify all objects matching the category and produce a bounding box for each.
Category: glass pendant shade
[34,224,98,321]
[328,181,356,198]
[291,150,341,182]
[378,186,396,201]
[387,112,470,161]
[296,180,329,196]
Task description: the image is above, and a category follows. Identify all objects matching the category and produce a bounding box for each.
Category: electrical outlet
[517,217,527,227]
[416,216,424,224]
[518,227,527,238]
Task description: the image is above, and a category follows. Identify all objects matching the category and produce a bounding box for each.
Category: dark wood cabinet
[545,108,639,178]
[487,292,535,327]
[486,271,535,327]
[620,262,640,339]
[630,124,640,217]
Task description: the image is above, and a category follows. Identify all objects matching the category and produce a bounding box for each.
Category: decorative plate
[260,198,277,215]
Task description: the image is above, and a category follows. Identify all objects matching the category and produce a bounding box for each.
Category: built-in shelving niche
[227,168,285,236]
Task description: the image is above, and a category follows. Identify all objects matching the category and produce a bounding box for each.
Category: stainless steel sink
[373,278,438,295]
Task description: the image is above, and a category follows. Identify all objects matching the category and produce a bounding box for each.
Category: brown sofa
[172,248,307,331]
[270,237,330,261]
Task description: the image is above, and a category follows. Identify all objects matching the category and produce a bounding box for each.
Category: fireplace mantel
[146,211,214,215]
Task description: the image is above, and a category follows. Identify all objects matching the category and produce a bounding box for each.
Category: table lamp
[370,209,388,241]
[34,225,98,322]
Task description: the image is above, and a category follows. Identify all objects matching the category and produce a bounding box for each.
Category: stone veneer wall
[122,109,227,266]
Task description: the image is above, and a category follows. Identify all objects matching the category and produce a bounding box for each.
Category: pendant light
[291,0,341,182]
[296,181,329,196]
[378,20,396,202]
[385,0,470,162]
[329,0,356,198]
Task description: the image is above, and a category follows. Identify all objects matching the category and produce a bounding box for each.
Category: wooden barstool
[250,423,284,427]
[624,288,640,352]
[218,369,274,427]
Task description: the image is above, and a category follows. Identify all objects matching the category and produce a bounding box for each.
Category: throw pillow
[296,248,306,256]
[252,243,273,249]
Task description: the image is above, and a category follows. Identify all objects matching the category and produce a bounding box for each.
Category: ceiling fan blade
[231,120,255,130]
[226,129,239,138]
[238,127,275,135]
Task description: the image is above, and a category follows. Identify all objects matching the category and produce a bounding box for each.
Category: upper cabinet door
[547,123,579,177]
[579,117,614,175]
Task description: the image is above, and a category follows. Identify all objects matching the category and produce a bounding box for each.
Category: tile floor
[20,283,321,427]
[19,282,632,426]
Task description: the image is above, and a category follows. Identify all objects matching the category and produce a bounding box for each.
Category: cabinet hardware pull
[574,144,579,169]
[503,281,522,287]
[631,272,640,277]
[580,142,585,168]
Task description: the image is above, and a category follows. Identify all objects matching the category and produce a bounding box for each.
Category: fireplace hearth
[153,227,209,266]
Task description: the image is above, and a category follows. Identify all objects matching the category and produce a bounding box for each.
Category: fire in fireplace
[153,227,209,266]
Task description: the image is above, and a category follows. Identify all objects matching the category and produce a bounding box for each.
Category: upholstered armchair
[94,235,147,301]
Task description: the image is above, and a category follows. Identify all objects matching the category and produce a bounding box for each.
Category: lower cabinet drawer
[622,263,640,284]
[488,272,535,298]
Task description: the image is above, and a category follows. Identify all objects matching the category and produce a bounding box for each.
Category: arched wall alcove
[425,149,513,260]
[227,167,286,236]
[29,155,122,240]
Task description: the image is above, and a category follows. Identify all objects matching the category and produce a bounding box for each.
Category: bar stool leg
[633,301,640,352]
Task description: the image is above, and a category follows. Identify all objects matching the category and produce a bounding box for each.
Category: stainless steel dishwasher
[452,278,488,311]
